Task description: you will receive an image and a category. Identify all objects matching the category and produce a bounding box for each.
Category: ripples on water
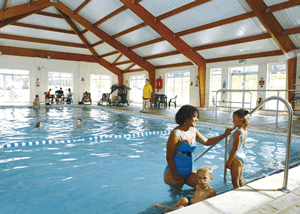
[0,107,300,214]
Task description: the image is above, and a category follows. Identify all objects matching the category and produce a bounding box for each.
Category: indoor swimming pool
[0,106,300,214]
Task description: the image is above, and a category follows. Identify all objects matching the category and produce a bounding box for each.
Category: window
[90,74,111,101]
[0,69,30,102]
[230,65,258,109]
[130,74,146,103]
[267,63,286,110]
[166,71,190,105]
[48,72,73,95]
[210,68,222,106]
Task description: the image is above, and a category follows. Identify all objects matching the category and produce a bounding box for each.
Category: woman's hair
[175,105,199,125]
[197,166,213,178]
[77,118,82,122]
[36,122,42,128]
[35,95,39,98]
[233,109,250,130]
[68,88,71,92]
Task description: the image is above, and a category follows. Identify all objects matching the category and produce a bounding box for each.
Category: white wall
[0,55,118,103]
[206,55,288,108]
[123,65,200,107]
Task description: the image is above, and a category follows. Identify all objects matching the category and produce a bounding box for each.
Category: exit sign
[239,59,246,64]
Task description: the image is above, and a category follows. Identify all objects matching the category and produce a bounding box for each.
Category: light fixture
[47,56,51,60]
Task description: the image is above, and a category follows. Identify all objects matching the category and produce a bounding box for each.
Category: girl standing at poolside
[225,109,250,189]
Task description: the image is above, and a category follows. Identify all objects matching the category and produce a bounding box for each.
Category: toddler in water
[76,118,82,125]
[225,109,250,189]
[154,166,216,211]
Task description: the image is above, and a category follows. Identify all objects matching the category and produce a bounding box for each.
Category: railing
[195,96,293,191]
[214,89,299,132]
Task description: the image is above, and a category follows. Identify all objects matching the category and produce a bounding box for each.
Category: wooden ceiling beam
[11,22,76,34]
[93,5,127,27]
[285,26,300,35]
[156,0,211,21]
[129,37,165,50]
[143,51,181,60]
[124,63,136,72]
[0,45,96,62]
[0,9,41,29]
[0,33,86,48]
[4,0,8,12]
[81,29,88,34]
[90,40,105,48]
[74,0,91,14]
[132,0,142,3]
[55,1,155,73]
[0,0,54,20]
[124,68,144,73]
[112,54,123,66]
[115,60,132,66]
[206,50,283,63]
[30,0,34,6]
[120,0,205,68]
[100,51,119,58]
[112,22,147,38]
[155,62,193,69]
[268,0,300,12]
[246,0,296,55]
[56,8,123,79]
[35,11,63,19]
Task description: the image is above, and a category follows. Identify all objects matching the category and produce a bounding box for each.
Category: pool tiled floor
[2,102,300,213]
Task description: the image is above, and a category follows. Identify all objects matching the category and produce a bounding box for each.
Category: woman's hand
[224,127,233,136]
[225,160,232,169]
[172,172,184,187]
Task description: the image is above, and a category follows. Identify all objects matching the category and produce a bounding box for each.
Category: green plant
[110,84,131,94]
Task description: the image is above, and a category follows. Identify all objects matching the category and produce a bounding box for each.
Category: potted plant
[110,84,131,101]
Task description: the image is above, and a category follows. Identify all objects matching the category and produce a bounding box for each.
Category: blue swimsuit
[227,128,246,163]
[165,129,196,179]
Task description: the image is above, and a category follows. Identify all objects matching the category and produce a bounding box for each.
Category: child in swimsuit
[225,109,250,189]
[155,166,216,211]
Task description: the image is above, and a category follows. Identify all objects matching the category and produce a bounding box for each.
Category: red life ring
[156,76,163,89]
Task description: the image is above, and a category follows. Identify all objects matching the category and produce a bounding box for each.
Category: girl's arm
[225,131,242,168]
[196,128,232,146]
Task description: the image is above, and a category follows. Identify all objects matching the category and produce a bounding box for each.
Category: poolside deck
[2,102,300,213]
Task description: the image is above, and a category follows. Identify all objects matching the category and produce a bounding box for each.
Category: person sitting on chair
[66,88,72,104]
[55,87,64,103]
[29,95,40,109]
[98,94,107,106]
[111,95,122,106]
[46,89,55,103]
[82,91,90,102]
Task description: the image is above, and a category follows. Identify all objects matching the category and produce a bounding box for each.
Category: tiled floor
[2,102,300,213]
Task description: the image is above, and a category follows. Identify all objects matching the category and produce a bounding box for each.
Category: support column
[198,64,206,107]
[287,57,297,109]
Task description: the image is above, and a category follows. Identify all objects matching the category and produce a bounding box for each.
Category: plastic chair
[98,93,111,106]
[158,94,167,109]
[153,94,159,108]
[169,95,177,108]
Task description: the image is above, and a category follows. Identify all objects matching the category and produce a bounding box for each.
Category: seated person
[111,95,121,106]
[55,87,64,103]
[46,89,55,103]
[45,97,52,108]
[98,94,107,106]
[66,88,72,104]
[82,91,90,102]
[154,166,216,211]
[29,95,40,109]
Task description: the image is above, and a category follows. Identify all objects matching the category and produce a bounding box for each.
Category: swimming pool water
[0,107,300,214]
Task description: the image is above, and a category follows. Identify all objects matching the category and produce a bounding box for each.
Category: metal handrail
[194,96,293,190]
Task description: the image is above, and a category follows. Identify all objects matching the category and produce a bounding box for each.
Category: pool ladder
[194,96,293,191]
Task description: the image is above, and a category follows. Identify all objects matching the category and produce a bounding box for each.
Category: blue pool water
[0,106,300,214]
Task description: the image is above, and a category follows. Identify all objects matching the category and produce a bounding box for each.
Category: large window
[210,68,222,106]
[0,69,30,102]
[130,74,146,103]
[267,63,286,110]
[48,72,73,95]
[230,65,258,109]
[90,74,111,101]
[166,71,190,105]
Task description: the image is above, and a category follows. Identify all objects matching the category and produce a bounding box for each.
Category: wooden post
[149,71,155,102]
[198,64,206,107]
[287,58,297,109]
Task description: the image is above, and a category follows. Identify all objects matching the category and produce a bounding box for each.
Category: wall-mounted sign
[239,59,246,64]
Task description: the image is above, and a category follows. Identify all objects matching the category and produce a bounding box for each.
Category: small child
[225,109,250,189]
[154,166,216,211]
[111,95,121,106]
[36,122,43,128]
[29,95,40,109]
[76,118,82,125]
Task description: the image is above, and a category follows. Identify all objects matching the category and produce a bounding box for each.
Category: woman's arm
[225,131,241,168]
[166,130,180,174]
[196,128,232,146]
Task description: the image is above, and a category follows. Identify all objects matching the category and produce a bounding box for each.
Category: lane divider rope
[0,129,177,150]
